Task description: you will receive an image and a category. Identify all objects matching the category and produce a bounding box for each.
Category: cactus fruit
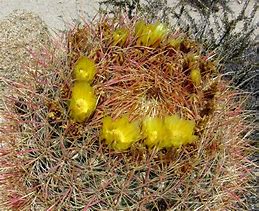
[0,16,255,210]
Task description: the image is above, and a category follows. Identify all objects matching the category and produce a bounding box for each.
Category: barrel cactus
[0,15,254,210]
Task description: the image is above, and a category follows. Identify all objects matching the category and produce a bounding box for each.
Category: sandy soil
[0,0,99,32]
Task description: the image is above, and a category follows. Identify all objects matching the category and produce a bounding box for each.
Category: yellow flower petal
[142,117,165,148]
[112,116,140,151]
[135,20,146,37]
[148,22,168,46]
[136,21,167,46]
[102,116,114,145]
[159,115,197,148]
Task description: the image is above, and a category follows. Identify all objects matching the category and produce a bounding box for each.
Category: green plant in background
[0,14,255,210]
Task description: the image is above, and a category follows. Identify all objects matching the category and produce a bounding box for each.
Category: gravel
[0,10,50,106]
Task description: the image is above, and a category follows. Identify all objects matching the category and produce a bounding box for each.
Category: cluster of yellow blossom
[112,20,168,47]
[101,115,197,151]
[112,20,202,86]
[69,56,97,122]
[68,20,200,151]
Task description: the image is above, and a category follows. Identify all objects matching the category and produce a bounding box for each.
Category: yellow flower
[113,28,129,46]
[159,115,197,148]
[101,115,141,151]
[73,56,96,82]
[142,117,165,148]
[148,22,168,46]
[69,82,97,122]
[101,116,114,145]
[136,21,168,46]
[190,68,201,86]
